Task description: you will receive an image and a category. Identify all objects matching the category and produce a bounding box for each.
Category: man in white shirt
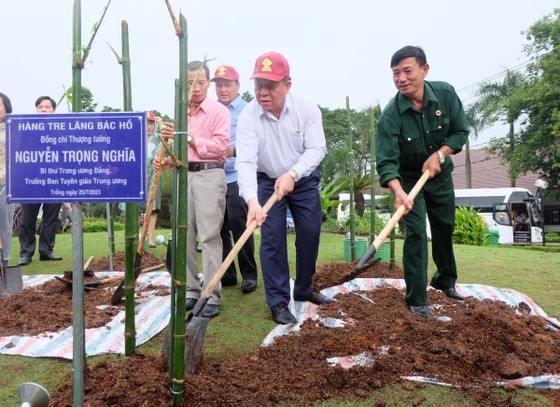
[237,51,334,325]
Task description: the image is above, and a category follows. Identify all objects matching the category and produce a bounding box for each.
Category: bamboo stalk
[170,13,189,406]
[346,97,357,260]
[119,20,138,356]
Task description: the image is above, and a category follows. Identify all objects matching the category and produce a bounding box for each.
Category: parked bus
[337,193,390,224]
[429,187,543,244]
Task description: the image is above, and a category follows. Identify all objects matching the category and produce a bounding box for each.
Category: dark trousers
[402,172,458,306]
[220,182,258,284]
[19,203,62,258]
[257,170,322,308]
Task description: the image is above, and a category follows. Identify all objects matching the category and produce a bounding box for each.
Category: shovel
[0,237,23,296]
[110,138,169,305]
[55,263,166,290]
[183,190,278,374]
[356,170,430,270]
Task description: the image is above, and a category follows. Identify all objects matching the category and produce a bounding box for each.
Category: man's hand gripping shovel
[356,170,430,271]
[182,191,278,374]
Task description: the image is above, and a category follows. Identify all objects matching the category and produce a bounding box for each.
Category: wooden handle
[83,256,95,271]
[138,138,169,255]
[370,169,430,250]
[201,191,279,298]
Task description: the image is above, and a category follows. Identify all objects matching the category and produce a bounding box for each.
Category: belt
[188,162,224,172]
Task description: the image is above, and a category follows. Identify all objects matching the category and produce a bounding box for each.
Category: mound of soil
[44,260,560,406]
[0,251,167,337]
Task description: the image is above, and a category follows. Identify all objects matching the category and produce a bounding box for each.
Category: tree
[58,86,98,112]
[476,70,527,187]
[464,103,486,188]
[242,91,254,103]
[511,8,560,187]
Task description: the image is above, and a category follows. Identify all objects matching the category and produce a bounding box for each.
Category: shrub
[83,218,125,233]
[453,206,489,246]
[545,232,560,243]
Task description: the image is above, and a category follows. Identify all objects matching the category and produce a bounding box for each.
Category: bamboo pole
[369,104,376,245]
[346,97,356,260]
[117,20,138,356]
[71,3,86,405]
[170,13,189,406]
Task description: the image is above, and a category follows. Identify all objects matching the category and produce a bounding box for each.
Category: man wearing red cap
[211,65,258,294]
[237,51,334,325]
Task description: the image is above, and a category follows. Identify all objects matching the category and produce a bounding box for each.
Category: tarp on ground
[0,271,170,360]
[262,278,560,390]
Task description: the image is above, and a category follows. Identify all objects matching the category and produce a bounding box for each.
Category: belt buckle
[191,163,200,171]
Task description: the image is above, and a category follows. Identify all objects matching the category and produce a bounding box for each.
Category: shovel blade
[0,266,23,295]
[356,244,378,270]
[185,315,209,374]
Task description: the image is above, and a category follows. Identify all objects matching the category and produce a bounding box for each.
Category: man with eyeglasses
[154,61,230,319]
[211,65,258,294]
[236,51,334,325]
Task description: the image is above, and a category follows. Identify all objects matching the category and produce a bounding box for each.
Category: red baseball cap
[211,65,239,82]
[250,51,290,81]
[146,111,156,122]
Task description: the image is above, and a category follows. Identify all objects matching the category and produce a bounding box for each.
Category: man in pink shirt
[156,61,230,318]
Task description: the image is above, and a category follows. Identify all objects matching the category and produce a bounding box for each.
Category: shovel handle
[358,170,430,268]
[200,190,279,300]
[137,137,169,256]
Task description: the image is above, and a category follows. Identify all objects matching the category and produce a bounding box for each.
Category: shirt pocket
[426,115,450,145]
[398,131,424,163]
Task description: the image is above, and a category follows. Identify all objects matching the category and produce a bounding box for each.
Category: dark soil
[0,251,167,337]
[3,257,560,406]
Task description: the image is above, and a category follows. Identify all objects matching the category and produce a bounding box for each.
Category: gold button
[407,138,411,141]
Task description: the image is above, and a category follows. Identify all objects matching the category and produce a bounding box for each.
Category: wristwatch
[187,134,192,143]
[437,150,445,164]
[287,168,300,182]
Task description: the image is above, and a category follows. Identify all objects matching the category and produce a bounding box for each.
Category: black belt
[188,162,224,172]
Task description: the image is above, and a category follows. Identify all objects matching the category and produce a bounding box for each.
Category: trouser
[220,181,258,284]
[402,172,457,306]
[0,188,15,262]
[257,169,322,308]
[19,203,62,258]
[186,169,226,305]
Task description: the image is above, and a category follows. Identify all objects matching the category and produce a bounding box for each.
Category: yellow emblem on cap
[435,109,442,117]
[261,57,273,72]
[218,66,226,76]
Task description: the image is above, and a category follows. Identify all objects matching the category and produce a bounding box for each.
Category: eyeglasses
[254,79,282,91]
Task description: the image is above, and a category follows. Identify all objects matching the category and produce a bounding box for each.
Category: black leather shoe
[201,304,220,318]
[185,298,197,311]
[408,305,433,317]
[442,287,465,301]
[18,257,32,266]
[40,253,63,261]
[221,278,238,287]
[294,292,335,305]
[241,279,257,293]
[270,304,297,325]
[430,283,465,301]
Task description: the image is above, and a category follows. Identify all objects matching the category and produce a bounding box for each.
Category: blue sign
[6,112,147,203]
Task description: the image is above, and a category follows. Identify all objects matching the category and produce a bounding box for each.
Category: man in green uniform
[376,46,469,317]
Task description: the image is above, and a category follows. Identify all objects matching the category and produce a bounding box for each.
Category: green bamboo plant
[71,0,112,404]
[346,97,356,260]
[115,20,138,356]
[164,3,189,404]
[369,104,377,245]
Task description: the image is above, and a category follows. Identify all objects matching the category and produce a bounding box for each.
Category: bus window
[493,203,511,226]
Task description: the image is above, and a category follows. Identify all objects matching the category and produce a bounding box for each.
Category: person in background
[376,46,469,317]
[0,92,15,267]
[211,65,258,294]
[18,96,63,266]
[143,111,164,248]
[236,51,334,325]
[154,61,230,319]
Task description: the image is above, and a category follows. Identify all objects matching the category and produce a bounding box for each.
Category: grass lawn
[1,229,559,406]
